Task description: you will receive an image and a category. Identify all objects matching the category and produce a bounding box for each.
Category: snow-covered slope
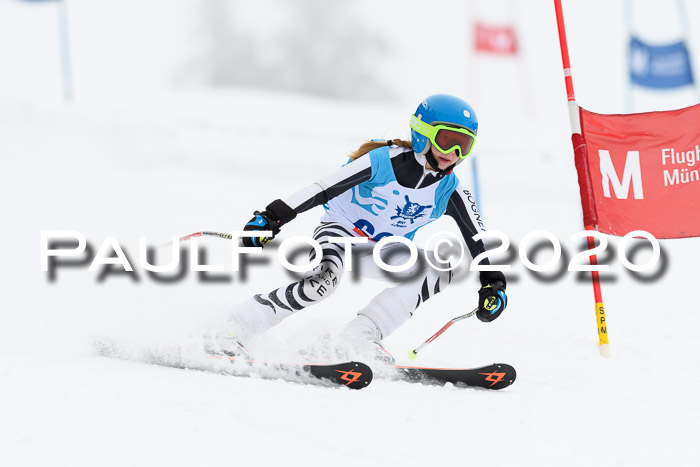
[2,87,699,467]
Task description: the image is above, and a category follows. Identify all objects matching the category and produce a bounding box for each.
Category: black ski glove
[241,199,297,248]
[477,271,507,322]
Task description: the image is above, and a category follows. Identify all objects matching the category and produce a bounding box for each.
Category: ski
[94,338,372,390]
[207,353,373,390]
[389,363,516,390]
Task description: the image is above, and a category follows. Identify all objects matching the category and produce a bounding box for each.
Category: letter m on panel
[598,150,644,199]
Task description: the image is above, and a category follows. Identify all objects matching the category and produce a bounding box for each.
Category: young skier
[218,94,508,363]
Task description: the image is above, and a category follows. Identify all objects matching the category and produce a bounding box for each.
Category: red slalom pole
[554,0,575,102]
[553,0,610,356]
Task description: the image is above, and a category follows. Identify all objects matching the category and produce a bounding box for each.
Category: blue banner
[629,37,694,89]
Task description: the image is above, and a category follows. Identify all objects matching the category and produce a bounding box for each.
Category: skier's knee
[299,261,343,302]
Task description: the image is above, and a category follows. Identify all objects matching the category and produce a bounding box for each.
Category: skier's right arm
[241,199,297,247]
[241,156,373,247]
[283,154,373,213]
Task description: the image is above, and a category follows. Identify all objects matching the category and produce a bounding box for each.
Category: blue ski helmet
[410,94,478,156]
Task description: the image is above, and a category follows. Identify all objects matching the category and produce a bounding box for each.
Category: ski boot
[334,315,395,365]
[205,318,253,360]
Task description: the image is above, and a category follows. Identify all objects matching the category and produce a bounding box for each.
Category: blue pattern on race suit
[321,147,459,241]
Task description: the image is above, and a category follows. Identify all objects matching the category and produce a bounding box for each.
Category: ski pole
[408,307,478,360]
[159,231,235,247]
[178,231,234,242]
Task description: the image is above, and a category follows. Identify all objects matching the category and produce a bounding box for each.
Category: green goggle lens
[433,127,475,158]
[410,115,476,159]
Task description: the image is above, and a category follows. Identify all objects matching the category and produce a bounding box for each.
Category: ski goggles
[410,115,476,159]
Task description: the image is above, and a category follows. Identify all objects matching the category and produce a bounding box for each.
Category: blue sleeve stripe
[431,173,459,218]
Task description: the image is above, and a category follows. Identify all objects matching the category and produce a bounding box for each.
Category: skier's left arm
[444,187,508,322]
